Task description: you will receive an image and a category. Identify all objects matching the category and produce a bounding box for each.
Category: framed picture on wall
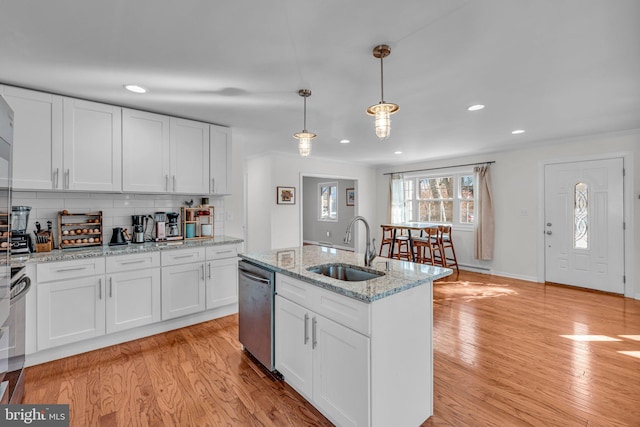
[277,186,296,204]
[346,188,355,206]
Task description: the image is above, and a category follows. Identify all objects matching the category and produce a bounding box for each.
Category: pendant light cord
[380,55,385,103]
[303,95,307,131]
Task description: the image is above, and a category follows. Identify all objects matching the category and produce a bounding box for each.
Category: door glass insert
[574,182,588,249]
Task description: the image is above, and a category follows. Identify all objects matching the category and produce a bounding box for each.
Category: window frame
[403,170,475,229]
[318,181,338,222]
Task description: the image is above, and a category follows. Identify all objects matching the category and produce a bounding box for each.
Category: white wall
[246,152,377,252]
[376,130,639,297]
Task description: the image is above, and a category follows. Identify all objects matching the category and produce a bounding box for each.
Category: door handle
[53,168,59,189]
[546,231,552,235]
[165,174,169,191]
[546,222,552,227]
[211,178,215,193]
[304,313,309,344]
[65,169,70,189]
[109,277,113,298]
[207,262,211,279]
[201,264,205,280]
[312,317,317,349]
[173,175,176,192]
[98,278,102,300]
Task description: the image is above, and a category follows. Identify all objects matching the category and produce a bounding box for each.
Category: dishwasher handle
[238,268,272,285]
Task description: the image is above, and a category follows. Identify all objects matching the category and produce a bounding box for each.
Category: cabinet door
[1,85,63,190]
[106,268,161,333]
[275,296,313,399]
[312,315,370,427]
[161,262,206,320]
[37,276,106,350]
[63,98,122,191]
[209,124,231,194]
[170,117,209,194]
[206,257,238,309]
[122,108,171,193]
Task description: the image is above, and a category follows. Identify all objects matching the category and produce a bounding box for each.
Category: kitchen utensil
[109,227,129,246]
[166,212,180,238]
[35,222,41,233]
[154,212,166,240]
[132,215,146,243]
[47,220,52,231]
[185,223,195,238]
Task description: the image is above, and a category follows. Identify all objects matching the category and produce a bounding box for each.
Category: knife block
[36,231,53,253]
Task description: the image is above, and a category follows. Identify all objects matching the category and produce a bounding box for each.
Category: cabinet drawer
[37,258,106,283]
[276,273,371,336]
[161,247,206,266]
[206,244,238,260]
[106,252,160,273]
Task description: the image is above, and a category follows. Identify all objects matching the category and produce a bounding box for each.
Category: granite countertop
[12,235,244,265]
[239,245,452,303]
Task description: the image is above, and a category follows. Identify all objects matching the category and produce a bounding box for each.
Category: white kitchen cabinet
[37,275,106,349]
[122,108,171,193]
[106,269,161,333]
[161,262,206,320]
[170,117,209,194]
[205,245,238,309]
[62,98,122,191]
[275,293,370,427]
[0,85,63,190]
[209,124,231,194]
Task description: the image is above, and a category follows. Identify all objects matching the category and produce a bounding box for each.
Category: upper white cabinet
[0,85,63,190]
[63,98,122,191]
[170,117,210,194]
[122,108,171,193]
[209,124,231,195]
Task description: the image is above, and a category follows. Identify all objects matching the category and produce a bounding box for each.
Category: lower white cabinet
[37,275,106,349]
[206,257,238,309]
[106,268,161,333]
[161,262,206,320]
[275,295,370,427]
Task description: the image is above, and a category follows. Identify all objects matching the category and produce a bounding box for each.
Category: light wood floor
[24,271,640,426]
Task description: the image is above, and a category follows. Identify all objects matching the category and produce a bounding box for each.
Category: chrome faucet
[344,216,377,266]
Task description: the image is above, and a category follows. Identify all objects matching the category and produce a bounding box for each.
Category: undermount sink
[307,264,385,282]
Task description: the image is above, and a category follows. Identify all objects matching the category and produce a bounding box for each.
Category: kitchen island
[239,246,451,427]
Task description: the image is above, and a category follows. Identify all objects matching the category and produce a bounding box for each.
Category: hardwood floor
[24,271,640,426]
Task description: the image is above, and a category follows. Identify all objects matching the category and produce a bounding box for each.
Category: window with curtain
[395,172,474,226]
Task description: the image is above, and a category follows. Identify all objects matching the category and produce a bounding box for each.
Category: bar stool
[394,228,412,261]
[379,226,394,257]
[413,227,443,265]
[438,225,459,275]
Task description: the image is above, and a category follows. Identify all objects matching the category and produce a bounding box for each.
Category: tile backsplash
[12,191,225,247]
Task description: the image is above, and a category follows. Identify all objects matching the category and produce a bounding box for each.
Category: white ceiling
[1,0,638,167]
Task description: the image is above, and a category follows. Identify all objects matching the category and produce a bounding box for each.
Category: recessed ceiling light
[511,129,526,135]
[394,151,403,155]
[467,104,485,111]
[339,139,350,144]
[124,84,147,94]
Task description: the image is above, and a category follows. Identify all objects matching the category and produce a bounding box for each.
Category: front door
[544,158,624,293]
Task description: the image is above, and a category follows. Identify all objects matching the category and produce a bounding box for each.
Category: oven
[0,266,30,403]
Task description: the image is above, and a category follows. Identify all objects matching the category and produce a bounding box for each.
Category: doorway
[544,158,624,293]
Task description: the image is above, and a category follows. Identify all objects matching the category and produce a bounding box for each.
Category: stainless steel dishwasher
[238,260,276,372]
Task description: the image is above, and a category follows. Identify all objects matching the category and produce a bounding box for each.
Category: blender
[132,215,147,244]
[165,212,181,240]
[11,206,32,253]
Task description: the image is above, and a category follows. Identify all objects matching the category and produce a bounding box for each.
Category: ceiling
[1,0,638,167]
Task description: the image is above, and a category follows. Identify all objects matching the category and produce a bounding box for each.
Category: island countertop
[239,245,451,303]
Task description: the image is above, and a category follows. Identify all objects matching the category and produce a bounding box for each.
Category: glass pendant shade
[367,102,399,140]
[294,131,315,157]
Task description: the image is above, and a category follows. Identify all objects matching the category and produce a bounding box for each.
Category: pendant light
[366,44,399,140]
[293,89,316,157]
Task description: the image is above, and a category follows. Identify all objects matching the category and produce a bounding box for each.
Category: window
[319,182,338,221]
[401,172,474,226]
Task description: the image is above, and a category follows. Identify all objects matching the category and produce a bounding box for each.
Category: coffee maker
[165,212,181,240]
[154,212,166,241]
[132,215,146,244]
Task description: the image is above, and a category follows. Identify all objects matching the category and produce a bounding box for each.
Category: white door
[161,262,206,320]
[170,117,209,193]
[544,158,624,293]
[205,258,238,309]
[209,124,231,194]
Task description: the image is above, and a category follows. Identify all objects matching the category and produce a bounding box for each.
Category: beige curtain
[474,165,494,260]
[389,174,405,223]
